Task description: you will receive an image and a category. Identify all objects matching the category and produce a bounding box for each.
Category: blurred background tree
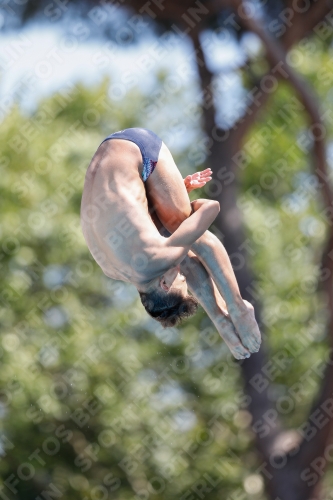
[2,1,333,499]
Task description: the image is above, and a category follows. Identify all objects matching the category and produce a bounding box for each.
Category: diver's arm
[166,199,219,248]
[161,199,220,264]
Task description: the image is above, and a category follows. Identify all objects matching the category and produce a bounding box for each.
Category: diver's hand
[184,168,212,193]
[228,300,261,354]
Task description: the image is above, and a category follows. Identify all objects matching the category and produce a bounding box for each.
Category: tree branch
[282,0,333,50]
[236,3,333,207]
[231,0,333,147]
[190,30,217,136]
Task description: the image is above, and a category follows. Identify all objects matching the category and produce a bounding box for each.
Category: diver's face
[160,265,187,296]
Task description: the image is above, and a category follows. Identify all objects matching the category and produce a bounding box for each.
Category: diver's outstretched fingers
[184,169,213,193]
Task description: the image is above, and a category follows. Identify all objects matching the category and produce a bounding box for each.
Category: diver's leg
[145,145,254,358]
[146,144,261,355]
[145,142,192,232]
[150,209,251,359]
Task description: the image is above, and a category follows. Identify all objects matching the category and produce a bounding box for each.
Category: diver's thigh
[145,143,192,232]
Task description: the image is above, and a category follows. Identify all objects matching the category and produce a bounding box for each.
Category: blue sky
[0,23,248,122]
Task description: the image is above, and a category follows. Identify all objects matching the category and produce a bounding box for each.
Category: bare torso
[81,138,168,285]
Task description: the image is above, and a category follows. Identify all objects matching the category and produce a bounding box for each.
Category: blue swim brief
[101,128,163,182]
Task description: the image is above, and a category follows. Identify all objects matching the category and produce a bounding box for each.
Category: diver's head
[138,265,198,327]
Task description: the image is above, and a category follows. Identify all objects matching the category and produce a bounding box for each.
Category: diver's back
[80,139,158,281]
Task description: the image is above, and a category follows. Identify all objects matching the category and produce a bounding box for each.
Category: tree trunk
[206,133,288,493]
[193,13,333,493]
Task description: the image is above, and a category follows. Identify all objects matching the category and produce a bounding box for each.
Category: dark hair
[139,289,198,328]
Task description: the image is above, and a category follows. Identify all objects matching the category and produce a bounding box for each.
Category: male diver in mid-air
[80,128,261,359]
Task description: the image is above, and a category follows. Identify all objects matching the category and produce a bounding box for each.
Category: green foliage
[1,35,333,498]
[0,79,255,500]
